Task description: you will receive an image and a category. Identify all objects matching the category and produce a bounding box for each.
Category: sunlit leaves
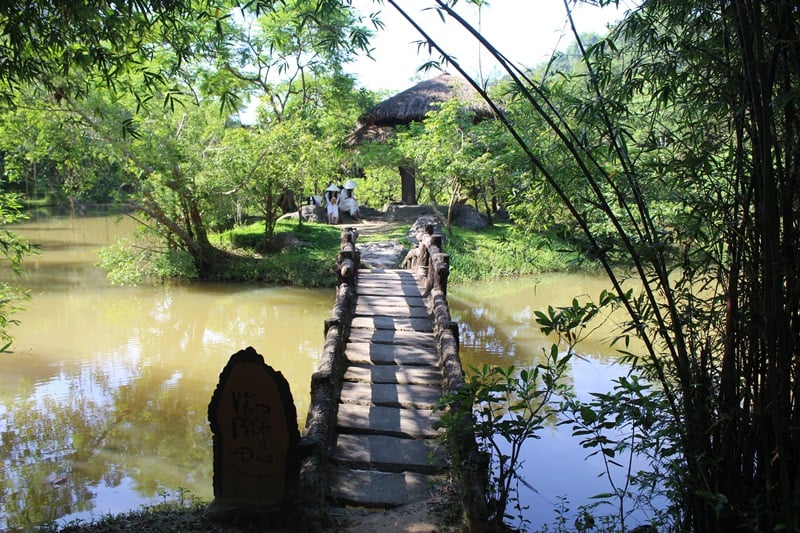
[0,0,222,106]
[534,289,624,349]
[435,348,572,526]
[391,98,506,219]
[215,0,373,121]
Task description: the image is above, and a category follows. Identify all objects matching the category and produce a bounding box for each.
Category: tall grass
[446,223,577,283]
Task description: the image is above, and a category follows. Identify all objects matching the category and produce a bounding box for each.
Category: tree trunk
[138,190,217,280]
[399,166,416,205]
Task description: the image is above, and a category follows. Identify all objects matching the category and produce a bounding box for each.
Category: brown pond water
[0,214,332,530]
[0,214,657,531]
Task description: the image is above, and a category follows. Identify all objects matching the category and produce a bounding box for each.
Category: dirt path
[331,500,454,532]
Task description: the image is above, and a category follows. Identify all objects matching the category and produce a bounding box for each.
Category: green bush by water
[214,219,342,287]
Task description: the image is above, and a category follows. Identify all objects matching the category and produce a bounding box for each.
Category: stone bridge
[299,221,486,528]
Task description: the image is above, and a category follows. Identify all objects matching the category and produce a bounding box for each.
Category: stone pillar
[207,347,300,516]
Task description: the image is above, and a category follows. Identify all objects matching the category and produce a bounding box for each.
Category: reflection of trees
[450,298,577,414]
[2,389,119,529]
[0,358,213,530]
[450,278,635,369]
[452,303,521,365]
[0,285,332,530]
[450,299,555,369]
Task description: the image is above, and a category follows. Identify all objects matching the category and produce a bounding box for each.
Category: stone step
[336,403,442,439]
[340,381,442,410]
[343,364,441,386]
[356,286,424,299]
[330,433,446,474]
[356,295,427,308]
[328,466,445,508]
[354,303,431,319]
[356,280,423,296]
[358,268,417,280]
[327,266,448,511]
[357,272,420,283]
[348,328,435,347]
[351,316,433,332]
[345,342,440,366]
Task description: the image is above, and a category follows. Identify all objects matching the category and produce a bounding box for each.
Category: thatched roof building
[346,72,493,146]
[346,73,495,204]
[358,72,492,126]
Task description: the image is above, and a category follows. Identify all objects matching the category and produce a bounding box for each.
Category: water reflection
[3,215,128,291]
[0,215,333,531]
[450,275,657,530]
[451,274,632,370]
[1,215,656,531]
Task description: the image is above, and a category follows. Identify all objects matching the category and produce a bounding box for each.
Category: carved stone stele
[207,346,300,514]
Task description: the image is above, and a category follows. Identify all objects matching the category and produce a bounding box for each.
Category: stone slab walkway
[329,268,447,509]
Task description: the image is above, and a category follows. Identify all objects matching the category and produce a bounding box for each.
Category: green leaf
[580,405,598,424]
[590,492,616,500]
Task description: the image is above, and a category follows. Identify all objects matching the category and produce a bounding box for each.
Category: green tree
[392,98,509,226]
[205,0,376,123]
[0,97,134,207]
[0,0,225,107]
[203,0,375,232]
[5,1,377,282]
[0,0,224,334]
[394,101,472,213]
[123,0,373,276]
[208,119,341,246]
[624,3,799,529]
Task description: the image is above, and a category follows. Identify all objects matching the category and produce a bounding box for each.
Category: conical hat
[343,179,357,189]
[325,184,340,192]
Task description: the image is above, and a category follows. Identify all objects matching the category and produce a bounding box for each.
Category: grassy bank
[214,219,578,286]
[100,215,581,286]
[212,219,343,286]
[55,494,221,533]
[446,222,577,283]
[53,492,336,532]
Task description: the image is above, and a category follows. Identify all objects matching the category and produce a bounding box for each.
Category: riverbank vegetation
[426,0,800,530]
[95,217,575,286]
[2,0,799,531]
[96,217,346,286]
[447,223,571,283]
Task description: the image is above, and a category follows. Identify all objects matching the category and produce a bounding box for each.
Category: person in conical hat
[340,179,360,220]
[324,183,340,208]
[324,183,340,224]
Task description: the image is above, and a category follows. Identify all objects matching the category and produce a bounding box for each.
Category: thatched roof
[345,123,397,146]
[359,72,492,126]
[345,72,494,146]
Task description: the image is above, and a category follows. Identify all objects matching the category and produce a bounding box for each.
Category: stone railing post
[418,225,487,529]
[337,227,359,287]
[299,228,358,503]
